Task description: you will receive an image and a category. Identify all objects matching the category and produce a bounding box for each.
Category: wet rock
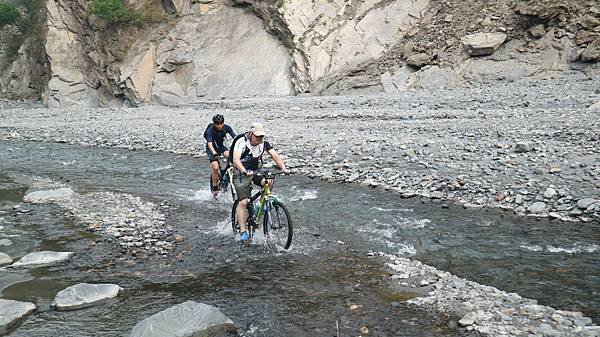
[51,283,122,311]
[0,252,12,266]
[528,202,546,213]
[129,301,237,337]
[0,299,36,335]
[0,239,12,247]
[460,32,507,56]
[11,251,74,268]
[23,188,74,203]
[577,198,597,209]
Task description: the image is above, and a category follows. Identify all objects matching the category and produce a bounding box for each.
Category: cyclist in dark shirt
[204,114,236,190]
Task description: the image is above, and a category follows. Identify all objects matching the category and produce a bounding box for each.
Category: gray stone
[431,191,444,199]
[458,311,477,326]
[0,299,36,335]
[581,39,600,62]
[529,24,546,38]
[577,198,597,209]
[406,53,432,68]
[0,239,12,246]
[0,252,12,265]
[11,251,74,268]
[514,142,533,153]
[129,301,237,337]
[461,32,507,56]
[515,194,524,204]
[51,283,122,311]
[528,202,546,213]
[543,188,557,199]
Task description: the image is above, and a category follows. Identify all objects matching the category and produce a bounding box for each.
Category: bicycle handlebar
[253,169,288,179]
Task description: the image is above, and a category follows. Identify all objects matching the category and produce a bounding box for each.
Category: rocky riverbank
[381,253,599,337]
[0,74,598,223]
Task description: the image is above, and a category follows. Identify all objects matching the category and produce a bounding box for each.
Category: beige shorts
[232,171,264,201]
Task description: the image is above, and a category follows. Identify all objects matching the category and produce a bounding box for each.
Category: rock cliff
[0,0,598,106]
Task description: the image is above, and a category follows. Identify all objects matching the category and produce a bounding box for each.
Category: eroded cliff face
[41,0,293,107]
[236,0,600,94]
[119,0,294,106]
[1,0,599,106]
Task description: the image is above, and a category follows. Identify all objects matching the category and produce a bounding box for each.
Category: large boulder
[11,251,74,268]
[0,299,36,335]
[129,301,237,337]
[51,283,122,311]
[461,32,508,56]
[581,39,600,62]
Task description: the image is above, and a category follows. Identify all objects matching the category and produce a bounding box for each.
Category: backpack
[228,133,266,170]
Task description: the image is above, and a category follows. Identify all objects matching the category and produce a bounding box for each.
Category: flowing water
[0,141,597,336]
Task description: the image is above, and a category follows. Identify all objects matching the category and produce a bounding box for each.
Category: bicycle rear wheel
[263,201,293,249]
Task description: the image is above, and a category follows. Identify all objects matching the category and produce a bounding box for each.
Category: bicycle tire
[231,200,239,233]
[263,200,293,249]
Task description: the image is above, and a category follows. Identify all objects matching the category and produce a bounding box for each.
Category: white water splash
[520,244,543,252]
[395,217,431,229]
[289,189,318,201]
[520,243,599,254]
[146,165,173,172]
[370,206,414,213]
[355,219,417,256]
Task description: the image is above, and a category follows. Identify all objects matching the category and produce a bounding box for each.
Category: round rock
[0,252,12,266]
[543,188,557,199]
[52,283,122,311]
[577,198,597,209]
[528,202,546,213]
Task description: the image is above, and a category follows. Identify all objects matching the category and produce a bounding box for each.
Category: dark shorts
[232,171,264,201]
[205,143,228,162]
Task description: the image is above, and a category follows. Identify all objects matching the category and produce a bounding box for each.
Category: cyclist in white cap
[229,122,289,242]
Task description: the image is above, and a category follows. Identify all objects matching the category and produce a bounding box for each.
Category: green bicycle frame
[254,183,279,219]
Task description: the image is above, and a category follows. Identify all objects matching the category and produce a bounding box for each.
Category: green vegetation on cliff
[88,0,145,25]
[0,2,21,28]
[0,0,44,63]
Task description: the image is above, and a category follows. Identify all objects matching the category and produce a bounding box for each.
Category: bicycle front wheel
[231,200,240,233]
[263,201,293,249]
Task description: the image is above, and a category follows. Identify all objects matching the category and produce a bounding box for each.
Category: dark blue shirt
[204,124,236,149]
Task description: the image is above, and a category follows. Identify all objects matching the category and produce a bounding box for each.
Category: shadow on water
[0,140,597,336]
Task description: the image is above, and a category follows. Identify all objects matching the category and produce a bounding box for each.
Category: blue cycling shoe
[240,231,249,242]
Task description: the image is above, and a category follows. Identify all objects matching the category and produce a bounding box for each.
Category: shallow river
[0,141,597,336]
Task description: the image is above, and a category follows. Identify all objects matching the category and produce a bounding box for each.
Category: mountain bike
[209,155,232,199]
[231,170,293,249]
